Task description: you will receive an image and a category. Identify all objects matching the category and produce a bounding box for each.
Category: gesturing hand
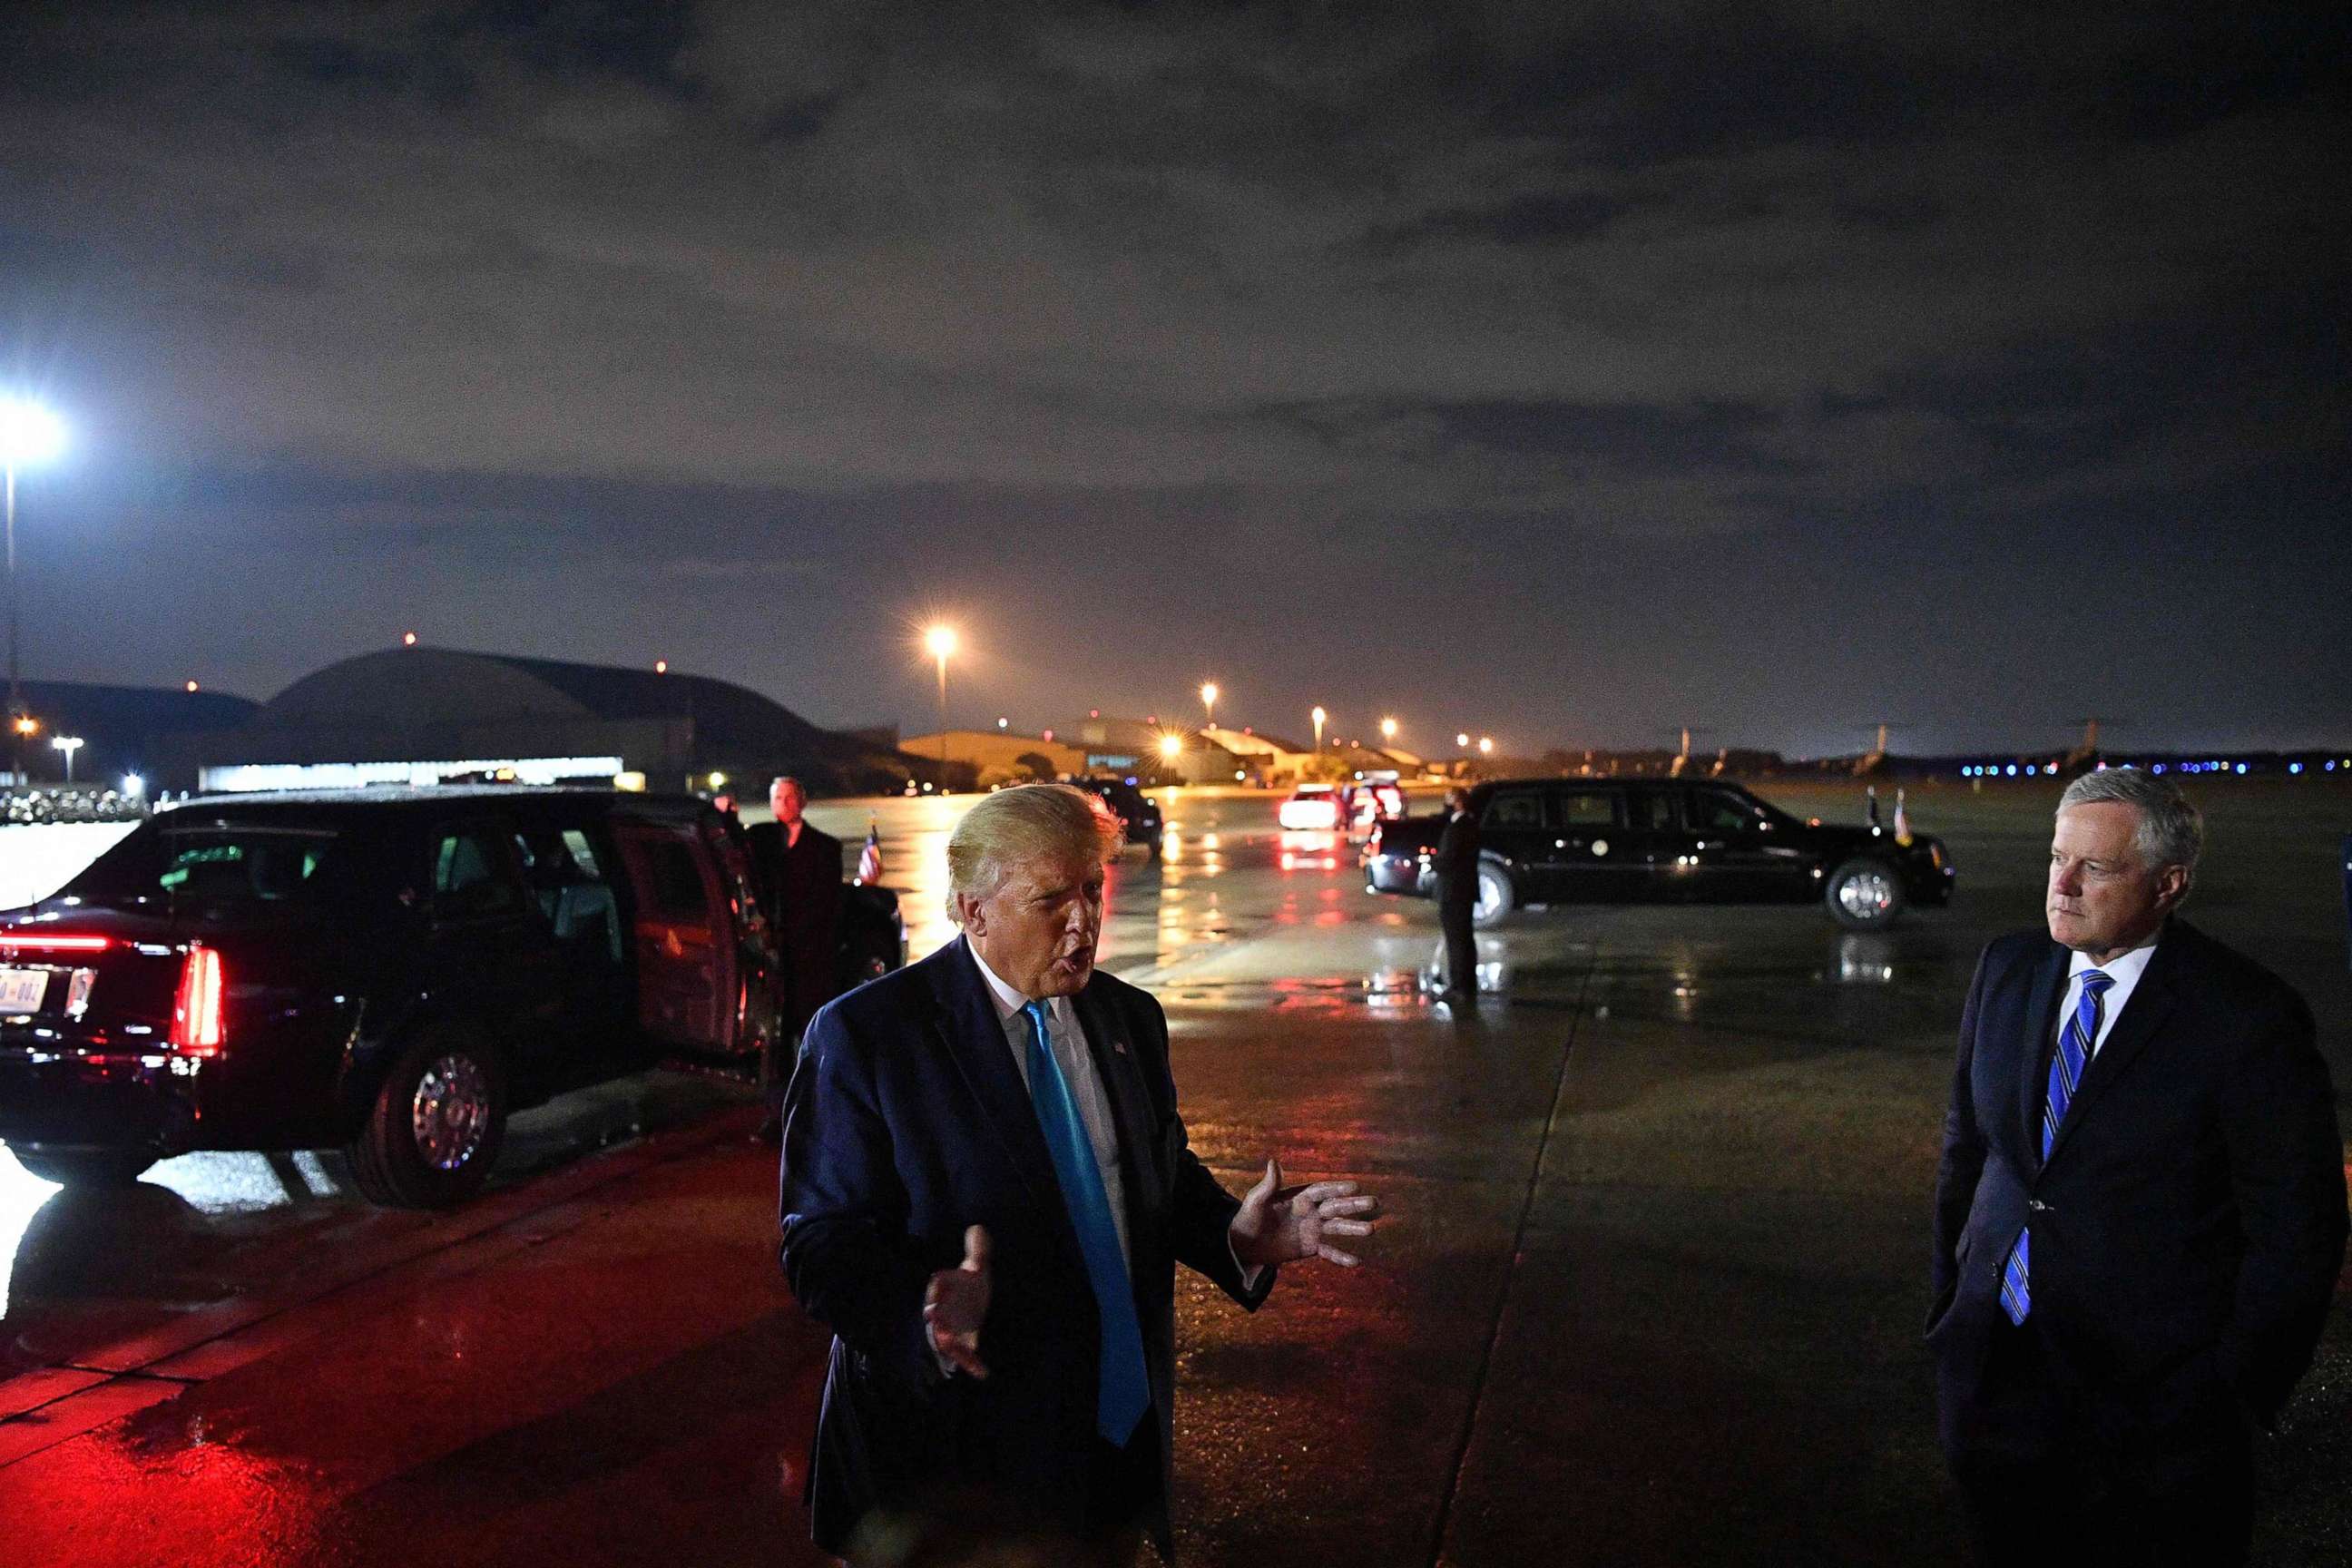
[924,1224,992,1377]
[1229,1157,1382,1269]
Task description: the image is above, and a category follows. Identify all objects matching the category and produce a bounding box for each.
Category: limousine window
[1483,790,1546,829]
[434,828,524,919]
[1691,790,1766,835]
[1557,792,1616,826]
[70,825,340,906]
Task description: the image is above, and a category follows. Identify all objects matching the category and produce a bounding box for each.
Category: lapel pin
[1113,1040,1130,1055]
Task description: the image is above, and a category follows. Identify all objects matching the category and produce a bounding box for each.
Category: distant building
[6,680,260,790]
[164,647,942,796]
[901,729,1089,786]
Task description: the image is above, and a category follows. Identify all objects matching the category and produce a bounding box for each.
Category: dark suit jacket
[1929,919,2345,1463]
[746,820,841,1037]
[779,936,1271,1556]
[1433,809,1480,906]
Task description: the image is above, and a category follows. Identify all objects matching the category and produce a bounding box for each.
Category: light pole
[1380,717,1397,745]
[1311,705,1327,751]
[925,624,957,768]
[2,397,66,789]
[52,734,83,784]
[1200,681,1218,732]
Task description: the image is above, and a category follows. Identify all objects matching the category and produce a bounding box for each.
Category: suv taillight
[172,945,225,1054]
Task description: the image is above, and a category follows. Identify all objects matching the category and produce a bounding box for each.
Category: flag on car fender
[856,821,884,884]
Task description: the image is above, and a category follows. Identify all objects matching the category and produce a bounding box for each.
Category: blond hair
[945,784,1124,909]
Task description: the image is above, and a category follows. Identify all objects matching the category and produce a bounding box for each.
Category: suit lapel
[925,938,1062,1212]
[2043,926,2180,1167]
[2014,941,2070,1171]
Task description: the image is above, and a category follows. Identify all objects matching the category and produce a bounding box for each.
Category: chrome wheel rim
[1474,868,1505,923]
[411,1054,491,1171]
[1837,869,1896,920]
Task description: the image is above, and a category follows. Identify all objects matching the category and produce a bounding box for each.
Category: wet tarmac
[2,779,2348,1565]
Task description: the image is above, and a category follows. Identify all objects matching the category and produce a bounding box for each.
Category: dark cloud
[0,0,2346,750]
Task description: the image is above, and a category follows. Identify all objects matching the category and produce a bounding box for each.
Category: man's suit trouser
[1437,894,1476,994]
[1949,1318,2253,1567]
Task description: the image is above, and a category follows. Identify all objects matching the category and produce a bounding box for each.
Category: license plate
[0,967,51,1012]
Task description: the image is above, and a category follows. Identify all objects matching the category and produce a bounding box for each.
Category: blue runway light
[2235,762,2248,775]
[2290,763,2303,775]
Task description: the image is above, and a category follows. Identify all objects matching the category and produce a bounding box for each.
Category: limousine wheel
[350,1030,509,1209]
[10,1147,156,1186]
[1826,858,1906,931]
[1471,864,1516,929]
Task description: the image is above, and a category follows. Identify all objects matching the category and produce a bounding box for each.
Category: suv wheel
[349,1028,508,1209]
[10,1146,157,1186]
[1472,863,1516,929]
[1826,858,1906,930]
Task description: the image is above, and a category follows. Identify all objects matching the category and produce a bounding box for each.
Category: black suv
[0,788,897,1207]
[1364,778,1954,930]
[1075,777,1165,858]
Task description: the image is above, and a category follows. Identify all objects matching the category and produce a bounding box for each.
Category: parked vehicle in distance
[1341,779,1406,837]
[1074,777,1164,858]
[0,787,899,1207]
[1364,778,1954,930]
[1279,783,1346,831]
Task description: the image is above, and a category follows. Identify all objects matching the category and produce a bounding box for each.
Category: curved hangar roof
[217,647,914,791]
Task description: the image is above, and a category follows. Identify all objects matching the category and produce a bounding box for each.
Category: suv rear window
[68,824,340,907]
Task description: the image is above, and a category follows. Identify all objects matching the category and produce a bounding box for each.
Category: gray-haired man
[779,783,1381,1563]
[1930,768,2345,1564]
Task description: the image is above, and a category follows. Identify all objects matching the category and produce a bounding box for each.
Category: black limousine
[0,788,899,1207]
[1364,778,1954,930]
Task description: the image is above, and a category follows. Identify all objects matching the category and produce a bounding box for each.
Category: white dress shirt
[2061,936,2160,1059]
[968,944,1132,1266]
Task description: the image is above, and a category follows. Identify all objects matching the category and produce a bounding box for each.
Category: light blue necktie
[1023,1000,1151,1444]
[2000,970,2113,1325]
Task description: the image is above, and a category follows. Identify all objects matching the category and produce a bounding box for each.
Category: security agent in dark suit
[747,776,841,1136]
[779,784,1381,1563]
[1930,768,2345,1565]
[1431,787,1480,1003]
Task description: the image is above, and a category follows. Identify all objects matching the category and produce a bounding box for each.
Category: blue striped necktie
[2000,969,2113,1326]
[1022,1000,1152,1444]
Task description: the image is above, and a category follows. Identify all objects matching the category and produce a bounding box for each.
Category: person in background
[748,775,841,1142]
[1430,786,1480,1004]
[1930,768,2344,1565]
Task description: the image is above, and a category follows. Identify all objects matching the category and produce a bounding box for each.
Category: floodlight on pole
[51,733,83,784]
[924,625,958,767]
[1478,736,1494,757]
[1311,706,1327,750]
[2,396,66,788]
[1199,681,1219,730]
[1380,717,1397,742]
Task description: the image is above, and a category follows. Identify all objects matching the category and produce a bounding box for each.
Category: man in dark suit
[748,776,842,1141]
[1431,787,1480,1004]
[1931,768,2345,1565]
[779,783,1380,1563]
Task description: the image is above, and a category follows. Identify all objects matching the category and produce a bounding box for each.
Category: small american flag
[856,820,884,884]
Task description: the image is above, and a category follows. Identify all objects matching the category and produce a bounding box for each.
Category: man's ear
[953,891,985,936]
[2154,863,2191,912]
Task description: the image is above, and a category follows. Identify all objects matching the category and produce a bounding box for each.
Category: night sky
[4,3,2346,758]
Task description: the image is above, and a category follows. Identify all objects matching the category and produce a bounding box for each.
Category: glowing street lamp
[925,624,958,766]
[51,733,83,784]
[1311,705,1327,750]
[1478,736,1494,758]
[1200,681,1219,730]
[2,396,66,786]
[1455,731,1470,750]
[1380,717,1398,743]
